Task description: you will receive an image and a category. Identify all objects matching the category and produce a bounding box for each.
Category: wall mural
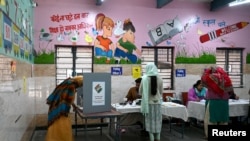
[146,15,249,64]
[199,22,249,43]
[146,15,214,64]
[113,19,141,64]
[35,12,92,64]
[93,13,141,64]
[33,1,250,64]
[148,17,183,46]
[35,12,142,64]
[93,13,115,64]
[0,0,34,64]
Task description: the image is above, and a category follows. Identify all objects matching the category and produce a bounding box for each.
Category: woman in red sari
[201,66,233,139]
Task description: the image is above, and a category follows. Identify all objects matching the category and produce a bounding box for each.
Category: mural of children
[114,19,141,64]
[94,13,115,64]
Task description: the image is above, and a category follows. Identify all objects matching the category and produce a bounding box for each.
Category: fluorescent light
[229,0,250,7]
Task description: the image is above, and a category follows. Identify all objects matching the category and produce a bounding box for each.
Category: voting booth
[82,73,111,114]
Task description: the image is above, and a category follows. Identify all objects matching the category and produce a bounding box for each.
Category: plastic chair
[181,92,188,106]
[162,93,173,102]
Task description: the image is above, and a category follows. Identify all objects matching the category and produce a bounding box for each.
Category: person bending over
[45,76,83,141]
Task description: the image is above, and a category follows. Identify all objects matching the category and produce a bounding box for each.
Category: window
[141,46,174,90]
[55,45,93,85]
[216,47,244,88]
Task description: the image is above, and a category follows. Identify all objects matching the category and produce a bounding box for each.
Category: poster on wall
[132,66,141,78]
[3,12,12,54]
[175,69,186,77]
[111,67,122,75]
[13,24,20,57]
[0,10,33,64]
[0,11,2,47]
[92,81,105,106]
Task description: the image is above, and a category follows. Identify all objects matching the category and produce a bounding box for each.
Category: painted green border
[34,53,54,64]
[175,53,216,64]
[246,53,250,64]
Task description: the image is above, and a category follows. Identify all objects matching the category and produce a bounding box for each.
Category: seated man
[125,77,142,102]
[120,78,143,132]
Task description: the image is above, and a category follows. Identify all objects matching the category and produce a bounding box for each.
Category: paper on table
[162,102,177,107]
[200,99,206,103]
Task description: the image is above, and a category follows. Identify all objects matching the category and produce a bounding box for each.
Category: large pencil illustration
[200,21,249,43]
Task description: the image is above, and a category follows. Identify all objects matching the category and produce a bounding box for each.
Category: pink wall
[34,0,250,57]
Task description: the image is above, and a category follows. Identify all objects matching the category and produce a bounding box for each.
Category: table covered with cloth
[187,99,249,121]
[112,102,188,121]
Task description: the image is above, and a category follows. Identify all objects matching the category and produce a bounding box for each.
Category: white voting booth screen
[82,73,111,114]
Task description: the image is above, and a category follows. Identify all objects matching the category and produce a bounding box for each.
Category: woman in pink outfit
[187,80,207,105]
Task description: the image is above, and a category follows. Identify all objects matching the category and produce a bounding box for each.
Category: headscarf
[46,76,83,126]
[141,62,158,115]
[195,87,206,97]
[201,66,233,97]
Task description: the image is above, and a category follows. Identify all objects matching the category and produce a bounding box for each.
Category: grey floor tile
[31,123,205,141]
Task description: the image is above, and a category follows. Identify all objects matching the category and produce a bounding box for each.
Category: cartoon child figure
[114,19,141,64]
[94,13,115,64]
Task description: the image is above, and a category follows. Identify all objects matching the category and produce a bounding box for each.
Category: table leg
[75,111,77,136]
[115,116,121,141]
[109,118,112,137]
[142,115,145,130]
[101,118,103,135]
[181,120,184,138]
[169,117,185,138]
[85,118,87,137]
[169,117,172,132]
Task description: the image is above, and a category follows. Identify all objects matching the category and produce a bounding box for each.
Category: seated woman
[187,80,207,126]
[188,80,207,105]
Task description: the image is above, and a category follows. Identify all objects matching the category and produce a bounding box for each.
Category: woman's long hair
[193,80,201,88]
[150,76,157,95]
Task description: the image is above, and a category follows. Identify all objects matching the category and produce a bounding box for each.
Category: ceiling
[95,0,249,11]
[156,0,248,11]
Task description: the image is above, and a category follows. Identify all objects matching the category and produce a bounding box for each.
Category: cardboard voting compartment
[82,73,111,114]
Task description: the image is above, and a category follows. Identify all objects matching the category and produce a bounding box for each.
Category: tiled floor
[31,122,206,141]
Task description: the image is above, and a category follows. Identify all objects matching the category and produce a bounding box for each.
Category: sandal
[121,128,126,133]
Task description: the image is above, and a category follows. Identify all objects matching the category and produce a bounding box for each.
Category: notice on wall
[176,69,186,77]
[111,67,122,75]
[92,81,105,106]
[132,66,141,78]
